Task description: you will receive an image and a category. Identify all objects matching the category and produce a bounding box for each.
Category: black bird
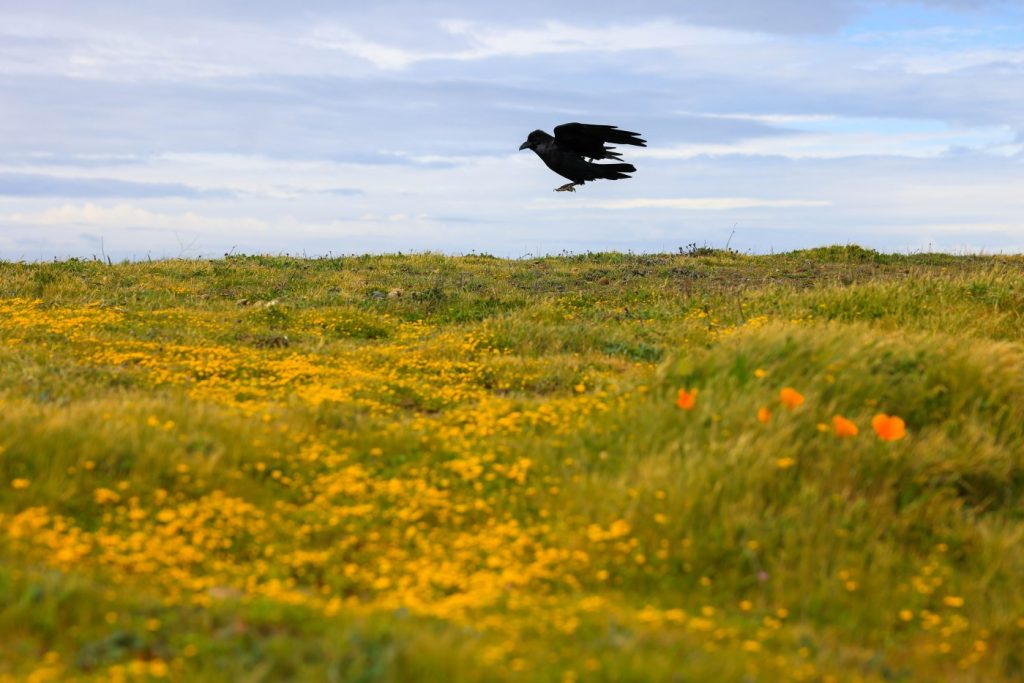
[519,122,647,192]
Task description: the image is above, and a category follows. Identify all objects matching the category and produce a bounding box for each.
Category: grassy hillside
[2,246,1023,682]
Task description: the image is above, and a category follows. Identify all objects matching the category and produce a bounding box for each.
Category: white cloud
[636,126,1020,160]
[4,202,270,234]
[303,20,761,70]
[552,198,831,210]
[439,19,759,59]
[892,49,1024,74]
[687,112,839,125]
[302,28,422,70]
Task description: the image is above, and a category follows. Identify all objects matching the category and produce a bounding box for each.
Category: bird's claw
[554,183,577,192]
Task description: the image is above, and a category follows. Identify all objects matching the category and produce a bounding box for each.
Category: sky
[1,0,1023,260]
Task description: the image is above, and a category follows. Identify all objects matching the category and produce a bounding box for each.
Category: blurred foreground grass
[2,245,1023,682]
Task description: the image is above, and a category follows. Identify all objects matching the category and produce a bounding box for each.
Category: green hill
[2,246,1023,682]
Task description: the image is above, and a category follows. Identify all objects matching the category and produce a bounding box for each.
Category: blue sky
[1,0,1022,259]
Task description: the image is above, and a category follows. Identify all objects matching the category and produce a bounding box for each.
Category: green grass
[1,245,1023,682]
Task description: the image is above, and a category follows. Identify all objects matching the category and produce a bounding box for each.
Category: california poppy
[757,406,771,423]
[872,414,906,441]
[676,388,697,410]
[832,415,858,438]
[779,387,804,410]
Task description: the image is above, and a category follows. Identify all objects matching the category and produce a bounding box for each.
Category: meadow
[1,245,1023,682]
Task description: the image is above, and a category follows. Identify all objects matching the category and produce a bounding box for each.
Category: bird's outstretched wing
[553,123,647,160]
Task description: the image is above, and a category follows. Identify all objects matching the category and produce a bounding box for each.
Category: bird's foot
[554,183,578,192]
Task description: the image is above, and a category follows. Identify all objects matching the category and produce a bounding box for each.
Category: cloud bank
[1,0,1022,259]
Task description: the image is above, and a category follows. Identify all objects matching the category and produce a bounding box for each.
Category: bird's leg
[554,183,578,192]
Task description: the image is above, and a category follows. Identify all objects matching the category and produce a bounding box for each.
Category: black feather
[554,123,646,160]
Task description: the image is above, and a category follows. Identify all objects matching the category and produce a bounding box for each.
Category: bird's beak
[519,141,530,150]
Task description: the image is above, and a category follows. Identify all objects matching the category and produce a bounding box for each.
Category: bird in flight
[519,122,647,192]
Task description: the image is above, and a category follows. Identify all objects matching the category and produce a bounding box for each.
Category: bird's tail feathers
[596,163,636,180]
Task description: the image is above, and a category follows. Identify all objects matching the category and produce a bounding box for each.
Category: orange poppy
[832,415,858,438]
[872,414,906,441]
[779,387,805,410]
[676,388,697,411]
[757,406,771,423]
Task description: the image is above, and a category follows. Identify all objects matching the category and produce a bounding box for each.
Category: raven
[519,122,647,192]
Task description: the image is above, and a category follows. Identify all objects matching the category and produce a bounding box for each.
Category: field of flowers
[2,246,1023,682]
